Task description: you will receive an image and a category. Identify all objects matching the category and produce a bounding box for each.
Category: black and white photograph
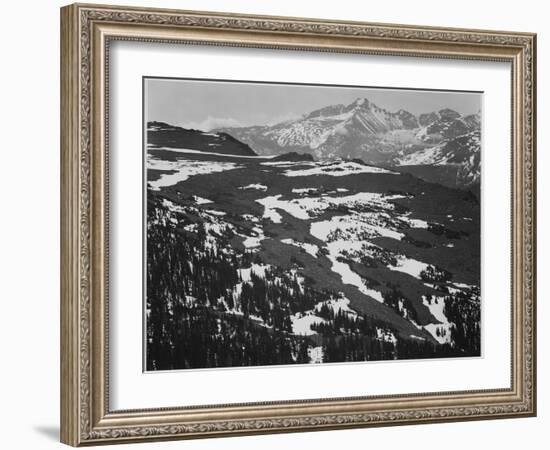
[144,78,482,371]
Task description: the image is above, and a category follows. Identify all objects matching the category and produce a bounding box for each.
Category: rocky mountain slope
[148,121,256,156]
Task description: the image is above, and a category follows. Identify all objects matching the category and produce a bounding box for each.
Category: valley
[145,121,481,370]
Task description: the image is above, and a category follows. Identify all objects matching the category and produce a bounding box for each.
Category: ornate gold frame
[60,3,536,446]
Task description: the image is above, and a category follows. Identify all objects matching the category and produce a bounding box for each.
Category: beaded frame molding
[60,3,536,446]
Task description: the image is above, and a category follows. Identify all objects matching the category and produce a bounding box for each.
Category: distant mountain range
[214,98,481,189]
[147,96,481,189]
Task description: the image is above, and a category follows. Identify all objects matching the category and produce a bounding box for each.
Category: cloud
[181,116,244,132]
[180,112,302,131]
[263,112,301,126]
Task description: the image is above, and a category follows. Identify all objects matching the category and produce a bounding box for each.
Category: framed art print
[60,3,536,446]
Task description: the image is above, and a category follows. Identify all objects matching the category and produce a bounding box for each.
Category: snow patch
[161,198,186,213]
[311,214,405,242]
[256,196,284,223]
[239,263,270,283]
[291,312,327,336]
[315,296,358,317]
[323,243,384,303]
[240,183,268,191]
[376,328,398,346]
[240,214,260,223]
[292,187,318,194]
[193,195,213,204]
[409,334,426,341]
[307,346,324,364]
[422,295,452,344]
[261,160,316,167]
[240,226,265,249]
[395,143,444,166]
[205,209,226,216]
[402,215,429,229]
[257,192,406,223]
[284,160,397,177]
[148,157,242,190]
[388,256,430,279]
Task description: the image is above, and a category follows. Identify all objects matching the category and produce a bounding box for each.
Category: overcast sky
[145,78,482,131]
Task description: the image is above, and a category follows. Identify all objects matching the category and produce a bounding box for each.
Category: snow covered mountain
[217,98,481,188]
[393,131,481,189]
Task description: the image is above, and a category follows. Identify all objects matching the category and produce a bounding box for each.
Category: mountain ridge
[215,97,481,188]
[147,121,257,156]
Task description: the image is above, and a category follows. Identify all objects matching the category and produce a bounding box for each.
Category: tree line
[146,193,480,370]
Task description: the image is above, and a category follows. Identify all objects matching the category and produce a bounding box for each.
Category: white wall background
[0,0,545,448]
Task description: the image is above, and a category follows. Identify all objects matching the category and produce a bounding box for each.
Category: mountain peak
[344,97,376,113]
[438,108,461,121]
[351,97,370,107]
